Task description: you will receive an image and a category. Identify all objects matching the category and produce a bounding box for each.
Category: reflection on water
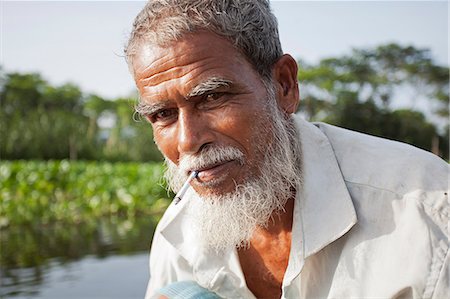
[3,254,150,299]
[0,216,158,298]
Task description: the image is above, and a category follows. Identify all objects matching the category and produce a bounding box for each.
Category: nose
[177,110,213,155]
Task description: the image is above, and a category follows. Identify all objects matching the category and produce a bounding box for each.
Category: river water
[0,216,158,298]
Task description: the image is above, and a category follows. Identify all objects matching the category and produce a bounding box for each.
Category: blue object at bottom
[154,281,222,299]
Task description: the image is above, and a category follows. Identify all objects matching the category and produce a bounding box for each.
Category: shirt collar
[158,115,357,282]
[292,116,357,259]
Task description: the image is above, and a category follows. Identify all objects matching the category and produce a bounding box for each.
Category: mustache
[177,145,245,175]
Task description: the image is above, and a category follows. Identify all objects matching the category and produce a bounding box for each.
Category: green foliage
[324,96,443,154]
[0,160,171,227]
[298,43,449,159]
[0,72,162,161]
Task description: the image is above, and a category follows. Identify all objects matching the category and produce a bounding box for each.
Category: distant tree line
[1,43,448,161]
[298,43,448,159]
[0,71,162,161]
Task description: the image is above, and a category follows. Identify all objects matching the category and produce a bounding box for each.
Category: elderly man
[125,1,449,298]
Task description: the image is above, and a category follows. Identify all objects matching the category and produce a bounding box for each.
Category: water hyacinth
[0,160,171,227]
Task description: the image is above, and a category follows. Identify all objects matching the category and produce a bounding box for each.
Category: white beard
[164,85,302,252]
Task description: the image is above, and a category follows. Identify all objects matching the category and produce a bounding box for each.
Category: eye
[147,109,178,124]
[205,92,223,102]
[196,92,229,110]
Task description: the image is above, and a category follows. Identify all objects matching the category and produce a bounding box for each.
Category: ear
[272,54,300,115]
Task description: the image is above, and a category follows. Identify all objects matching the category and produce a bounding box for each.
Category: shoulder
[312,123,450,296]
[314,122,449,239]
[313,122,449,194]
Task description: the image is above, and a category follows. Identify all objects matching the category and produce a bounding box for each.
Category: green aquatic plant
[0,160,171,227]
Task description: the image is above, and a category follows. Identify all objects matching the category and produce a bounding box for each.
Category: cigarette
[174,170,198,205]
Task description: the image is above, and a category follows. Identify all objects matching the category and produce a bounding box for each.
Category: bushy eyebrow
[135,77,233,116]
[187,77,233,98]
[135,101,170,116]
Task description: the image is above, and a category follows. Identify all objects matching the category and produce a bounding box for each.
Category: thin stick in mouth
[174,170,199,205]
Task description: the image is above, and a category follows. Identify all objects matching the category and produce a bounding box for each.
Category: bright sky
[1,1,448,100]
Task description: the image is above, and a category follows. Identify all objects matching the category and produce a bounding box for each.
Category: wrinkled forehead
[131,31,266,101]
[131,31,254,78]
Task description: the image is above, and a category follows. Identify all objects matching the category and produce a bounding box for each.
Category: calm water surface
[1,216,158,298]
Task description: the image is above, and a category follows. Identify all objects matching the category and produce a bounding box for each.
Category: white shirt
[145,115,449,299]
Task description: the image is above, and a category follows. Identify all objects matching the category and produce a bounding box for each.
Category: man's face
[133,31,274,196]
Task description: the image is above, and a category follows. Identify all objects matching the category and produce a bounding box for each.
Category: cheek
[214,108,263,153]
[153,127,179,163]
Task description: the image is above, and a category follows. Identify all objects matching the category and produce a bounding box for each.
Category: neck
[237,197,295,299]
[251,196,295,242]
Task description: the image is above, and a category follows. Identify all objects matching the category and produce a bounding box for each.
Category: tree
[298,44,449,159]
[1,72,97,160]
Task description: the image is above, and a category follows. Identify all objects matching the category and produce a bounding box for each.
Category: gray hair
[125,0,283,80]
